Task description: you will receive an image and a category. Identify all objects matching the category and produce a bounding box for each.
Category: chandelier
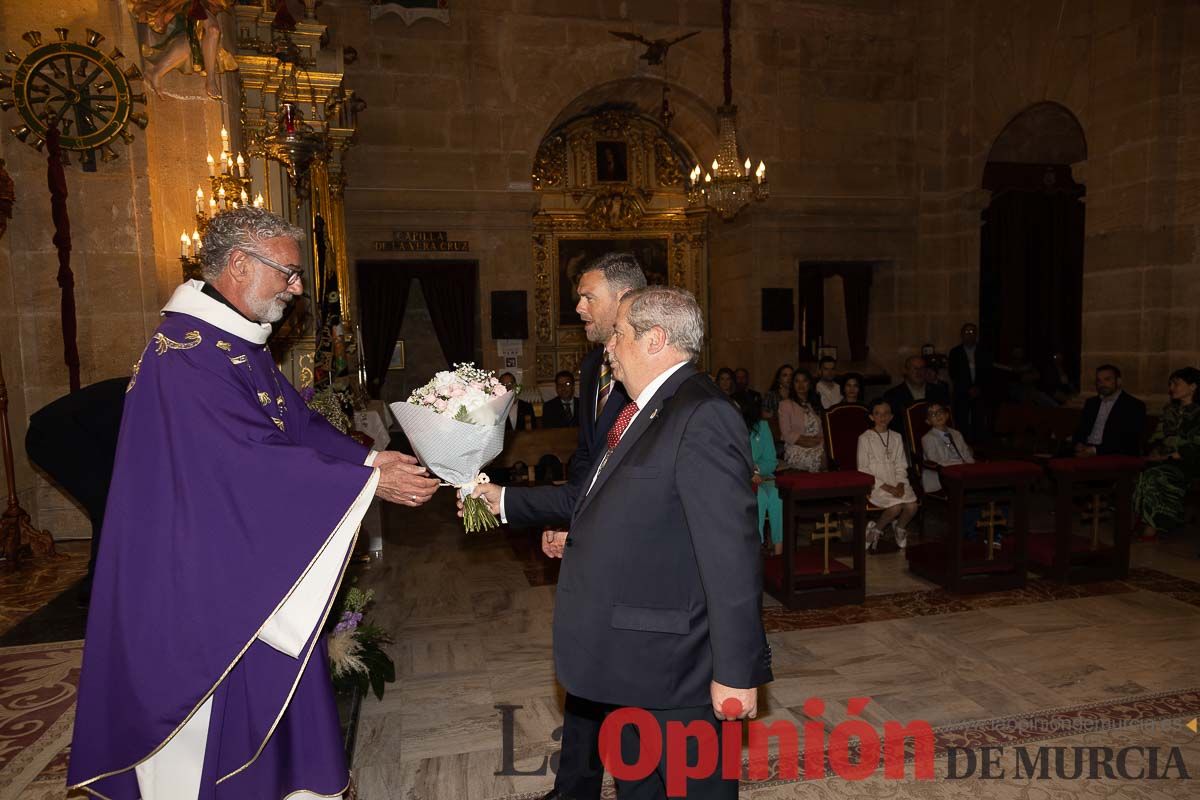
[685,0,767,220]
[180,125,264,280]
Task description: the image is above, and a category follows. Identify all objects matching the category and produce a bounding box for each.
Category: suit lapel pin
[649,408,660,421]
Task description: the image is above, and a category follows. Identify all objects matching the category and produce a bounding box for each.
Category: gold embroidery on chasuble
[216,341,233,352]
[257,392,271,406]
[272,418,286,431]
[229,355,248,365]
[153,330,202,356]
[126,356,143,393]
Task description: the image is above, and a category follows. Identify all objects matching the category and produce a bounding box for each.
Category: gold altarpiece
[531,109,708,382]
[228,2,359,389]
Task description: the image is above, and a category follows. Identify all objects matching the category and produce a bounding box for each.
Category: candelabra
[685,0,769,221]
[180,125,265,280]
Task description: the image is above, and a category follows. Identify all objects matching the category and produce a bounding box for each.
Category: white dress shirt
[1087,390,1122,446]
[816,380,843,409]
[500,361,690,521]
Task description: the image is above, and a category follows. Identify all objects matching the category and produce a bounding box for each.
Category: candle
[254,193,264,208]
[195,186,203,214]
[710,158,718,173]
[209,196,217,215]
[180,232,189,258]
[756,161,766,183]
[240,189,248,205]
[192,230,201,251]
[743,157,751,175]
[218,187,226,209]
[206,153,214,176]
[220,126,229,152]
[235,153,244,177]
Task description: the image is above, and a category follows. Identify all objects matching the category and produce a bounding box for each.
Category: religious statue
[127,0,239,100]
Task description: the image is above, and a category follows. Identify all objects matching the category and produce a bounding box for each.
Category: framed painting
[595,140,629,183]
[556,237,669,327]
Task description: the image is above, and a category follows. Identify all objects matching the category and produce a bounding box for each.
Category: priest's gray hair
[624,286,704,361]
[200,207,304,282]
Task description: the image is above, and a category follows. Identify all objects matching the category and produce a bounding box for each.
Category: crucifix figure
[812,512,839,575]
[974,501,1006,560]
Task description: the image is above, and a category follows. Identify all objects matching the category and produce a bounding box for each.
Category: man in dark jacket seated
[25,377,129,605]
[541,370,580,429]
[883,355,950,433]
[1071,364,1147,457]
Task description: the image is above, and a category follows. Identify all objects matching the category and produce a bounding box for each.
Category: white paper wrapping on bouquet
[389,391,515,495]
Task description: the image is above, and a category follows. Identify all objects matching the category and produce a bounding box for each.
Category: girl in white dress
[857,399,919,549]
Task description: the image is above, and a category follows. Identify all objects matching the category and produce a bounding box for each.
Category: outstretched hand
[375,455,439,507]
[456,482,503,518]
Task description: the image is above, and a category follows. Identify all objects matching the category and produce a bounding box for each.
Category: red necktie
[606,401,639,450]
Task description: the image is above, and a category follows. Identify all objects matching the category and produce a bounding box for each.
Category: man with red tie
[475,286,772,798]
[475,252,645,800]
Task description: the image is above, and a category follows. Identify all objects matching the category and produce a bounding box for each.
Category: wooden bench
[493,427,579,483]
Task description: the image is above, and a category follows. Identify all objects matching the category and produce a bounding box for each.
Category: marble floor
[350,496,1200,799]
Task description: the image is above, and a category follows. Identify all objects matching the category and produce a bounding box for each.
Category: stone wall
[913,0,1200,401]
[320,0,921,390]
[0,1,225,535]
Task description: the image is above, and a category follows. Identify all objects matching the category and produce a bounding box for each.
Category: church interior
[0,0,1199,798]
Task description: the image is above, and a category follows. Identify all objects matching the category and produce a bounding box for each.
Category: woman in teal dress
[1134,367,1200,539]
[743,395,784,555]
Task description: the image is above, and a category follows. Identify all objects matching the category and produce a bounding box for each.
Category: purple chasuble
[68,282,378,799]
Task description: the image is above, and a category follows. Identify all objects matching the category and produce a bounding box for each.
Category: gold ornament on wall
[0,28,148,171]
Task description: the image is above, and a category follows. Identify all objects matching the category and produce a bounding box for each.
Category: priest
[67,207,439,799]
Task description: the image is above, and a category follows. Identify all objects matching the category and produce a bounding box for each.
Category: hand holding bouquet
[389,364,514,532]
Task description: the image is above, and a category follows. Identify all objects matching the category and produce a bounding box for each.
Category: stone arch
[528,76,721,173]
[986,101,1087,167]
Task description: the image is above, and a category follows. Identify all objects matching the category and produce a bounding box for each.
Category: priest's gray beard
[247,272,294,323]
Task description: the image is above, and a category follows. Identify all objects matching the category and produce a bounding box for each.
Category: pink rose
[433,398,448,412]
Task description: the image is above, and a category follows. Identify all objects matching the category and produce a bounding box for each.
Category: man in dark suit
[24,377,129,605]
[1071,364,1146,457]
[476,287,771,798]
[948,323,994,442]
[499,372,537,431]
[542,370,581,429]
[883,355,950,433]
[482,253,646,800]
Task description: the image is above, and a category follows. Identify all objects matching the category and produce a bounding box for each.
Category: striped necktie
[596,357,613,419]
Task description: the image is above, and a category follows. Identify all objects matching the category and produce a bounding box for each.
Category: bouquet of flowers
[326,587,395,701]
[389,363,514,532]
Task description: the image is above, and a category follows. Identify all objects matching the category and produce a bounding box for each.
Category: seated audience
[733,367,763,411]
[815,356,842,408]
[1071,364,1146,457]
[883,355,950,432]
[779,368,825,472]
[763,363,794,418]
[1134,367,1200,540]
[499,372,537,431]
[920,402,974,493]
[1043,351,1079,405]
[715,367,736,397]
[541,370,579,428]
[837,372,865,407]
[858,399,919,549]
[743,395,783,555]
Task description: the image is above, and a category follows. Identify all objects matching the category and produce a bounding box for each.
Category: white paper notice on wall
[497,339,523,358]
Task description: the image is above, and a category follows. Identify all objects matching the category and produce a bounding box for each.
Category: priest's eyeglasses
[242,250,303,286]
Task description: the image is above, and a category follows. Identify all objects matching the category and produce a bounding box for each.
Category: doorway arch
[980,102,1087,392]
